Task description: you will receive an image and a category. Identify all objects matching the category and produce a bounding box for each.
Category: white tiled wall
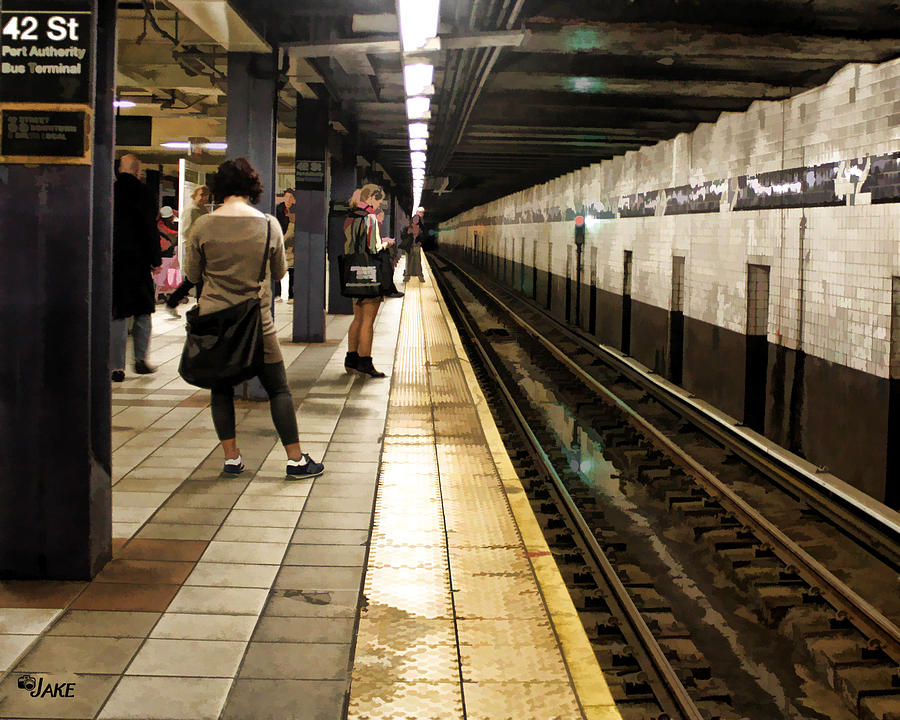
[440,57,900,380]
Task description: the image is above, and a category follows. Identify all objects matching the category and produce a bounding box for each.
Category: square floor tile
[167,586,268,616]
[126,638,246,678]
[116,539,208,562]
[233,495,308,512]
[200,541,287,565]
[151,507,231,525]
[238,642,351,680]
[263,590,361,619]
[251,617,355,644]
[150,613,257,641]
[302,496,375,514]
[291,529,369,546]
[70,583,179,613]
[282,545,367,567]
[223,509,301,528]
[221,678,347,720]
[274,567,363,592]
[214,526,294,543]
[98,676,232,720]
[136,523,219,541]
[164,492,240,509]
[0,671,118,719]
[49,611,160,638]
[0,581,85,609]
[0,634,36,671]
[16,636,142,674]
[185,562,279,589]
[297,512,371,530]
[95,560,195,586]
[0,608,61,635]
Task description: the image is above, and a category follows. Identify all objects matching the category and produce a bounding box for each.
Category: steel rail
[441,255,900,665]
[431,263,707,720]
[487,271,900,562]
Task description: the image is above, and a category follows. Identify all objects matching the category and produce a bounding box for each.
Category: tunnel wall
[438,57,900,507]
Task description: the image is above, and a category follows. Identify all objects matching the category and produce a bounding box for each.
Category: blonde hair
[350,183,384,208]
[191,185,210,203]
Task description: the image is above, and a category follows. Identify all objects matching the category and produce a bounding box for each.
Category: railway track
[428,252,900,720]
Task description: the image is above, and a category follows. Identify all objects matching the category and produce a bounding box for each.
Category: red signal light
[575,215,584,227]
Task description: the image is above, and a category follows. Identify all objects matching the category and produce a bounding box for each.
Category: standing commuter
[403,207,426,283]
[342,184,394,378]
[274,189,295,302]
[165,185,210,317]
[182,158,324,478]
[111,153,160,382]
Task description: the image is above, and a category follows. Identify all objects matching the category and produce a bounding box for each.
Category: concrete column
[226,52,277,400]
[293,96,329,342]
[0,0,116,579]
[226,53,277,214]
[328,137,357,315]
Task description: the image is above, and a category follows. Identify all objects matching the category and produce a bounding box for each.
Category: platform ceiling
[120,1,900,220]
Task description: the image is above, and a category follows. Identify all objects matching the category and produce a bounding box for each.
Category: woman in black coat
[111,154,161,381]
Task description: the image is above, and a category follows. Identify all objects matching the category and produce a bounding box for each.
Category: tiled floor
[0,259,616,719]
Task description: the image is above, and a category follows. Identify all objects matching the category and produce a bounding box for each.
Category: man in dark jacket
[111,154,161,381]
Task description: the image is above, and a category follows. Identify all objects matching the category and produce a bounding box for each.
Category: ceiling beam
[282,31,526,55]
[521,21,900,63]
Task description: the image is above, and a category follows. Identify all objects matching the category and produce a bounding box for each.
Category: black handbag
[178,218,272,389]
[338,214,383,298]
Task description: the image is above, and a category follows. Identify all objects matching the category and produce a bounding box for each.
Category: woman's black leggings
[210,361,299,446]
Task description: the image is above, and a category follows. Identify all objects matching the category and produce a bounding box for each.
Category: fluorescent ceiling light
[408,122,428,139]
[398,0,440,52]
[205,142,228,150]
[161,142,191,149]
[409,138,427,152]
[406,96,430,120]
[403,63,434,96]
[410,152,426,169]
[412,167,426,177]
[114,100,136,108]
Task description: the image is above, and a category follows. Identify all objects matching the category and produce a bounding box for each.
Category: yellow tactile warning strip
[348,262,621,720]
[430,256,621,720]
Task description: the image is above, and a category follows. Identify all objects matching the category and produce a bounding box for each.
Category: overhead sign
[0,107,90,163]
[0,5,92,104]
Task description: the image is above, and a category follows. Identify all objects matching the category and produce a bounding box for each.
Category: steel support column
[0,0,116,579]
[293,95,329,342]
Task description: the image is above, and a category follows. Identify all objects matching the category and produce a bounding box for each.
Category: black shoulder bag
[338,214,383,298]
[178,216,272,389]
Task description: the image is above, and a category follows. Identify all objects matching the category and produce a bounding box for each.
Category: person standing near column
[274,189,295,302]
[403,206,426,283]
[111,154,160,382]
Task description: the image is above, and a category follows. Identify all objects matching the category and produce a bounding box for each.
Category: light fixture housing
[408,122,428,139]
[406,96,431,120]
[403,63,434,96]
[397,0,440,52]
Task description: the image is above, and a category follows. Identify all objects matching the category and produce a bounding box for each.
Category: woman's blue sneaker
[286,454,324,479]
[223,455,244,474]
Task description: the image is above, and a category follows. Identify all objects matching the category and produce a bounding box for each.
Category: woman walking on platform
[342,184,393,378]
[182,158,324,478]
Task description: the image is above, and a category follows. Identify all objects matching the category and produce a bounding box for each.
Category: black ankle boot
[344,351,359,374]
[357,356,386,378]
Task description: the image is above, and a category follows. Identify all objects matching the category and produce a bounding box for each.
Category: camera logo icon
[17,675,36,691]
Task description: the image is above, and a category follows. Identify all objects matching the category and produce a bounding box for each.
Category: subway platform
[0,259,617,720]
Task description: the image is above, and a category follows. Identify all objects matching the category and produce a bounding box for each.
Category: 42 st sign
[0,6,92,103]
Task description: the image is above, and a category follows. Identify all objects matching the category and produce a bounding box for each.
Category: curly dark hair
[210,157,263,204]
